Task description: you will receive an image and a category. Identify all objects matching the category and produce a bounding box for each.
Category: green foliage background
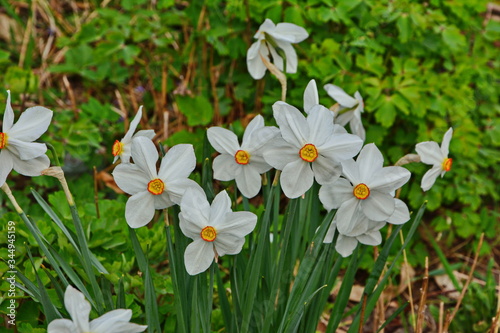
[0,0,499,331]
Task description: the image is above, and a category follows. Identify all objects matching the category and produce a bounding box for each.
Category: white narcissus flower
[0,90,53,186]
[319,143,411,235]
[112,136,202,228]
[246,18,309,80]
[112,106,155,164]
[324,198,410,257]
[324,84,365,141]
[207,115,279,198]
[263,101,363,199]
[47,285,147,333]
[179,189,257,275]
[415,127,453,192]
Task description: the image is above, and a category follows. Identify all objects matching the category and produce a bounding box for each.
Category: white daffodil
[179,189,257,275]
[112,136,202,228]
[207,115,279,198]
[263,101,363,199]
[112,106,155,164]
[318,143,411,235]
[246,18,309,80]
[324,198,410,257]
[0,90,52,186]
[415,127,453,192]
[324,84,365,141]
[47,285,147,333]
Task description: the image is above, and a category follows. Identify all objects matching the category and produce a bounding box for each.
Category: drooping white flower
[415,127,453,191]
[246,18,309,80]
[112,106,155,164]
[263,101,363,198]
[319,143,411,235]
[179,189,257,275]
[112,136,202,228]
[324,84,365,140]
[0,90,53,186]
[207,115,279,198]
[324,198,410,257]
[47,285,147,333]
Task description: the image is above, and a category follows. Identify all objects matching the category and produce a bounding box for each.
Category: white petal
[216,211,257,237]
[340,159,360,184]
[269,40,299,73]
[8,106,53,142]
[354,91,364,112]
[248,154,273,174]
[356,229,383,246]
[324,84,358,108]
[356,143,384,182]
[123,106,144,141]
[323,220,337,243]
[319,178,353,210]
[415,141,443,165]
[64,286,91,332]
[312,155,342,185]
[133,129,156,140]
[303,80,319,114]
[90,309,129,331]
[207,127,240,155]
[215,235,245,256]
[11,153,50,177]
[334,110,353,127]
[158,144,196,180]
[153,192,174,210]
[166,178,205,205]
[441,127,453,157]
[235,165,262,198]
[246,42,268,80]
[350,117,366,141]
[213,154,240,181]
[262,137,298,170]
[307,105,335,147]
[184,239,214,275]
[130,137,158,179]
[3,90,14,131]
[272,22,308,43]
[242,115,264,144]
[280,158,314,198]
[47,319,79,333]
[368,166,411,193]
[335,234,358,257]
[318,133,363,162]
[0,149,14,185]
[210,190,232,224]
[341,213,370,237]
[7,139,47,160]
[243,126,280,152]
[254,19,275,38]
[335,198,363,235]
[125,191,155,228]
[421,165,442,191]
[273,101,309,148]
[361,191,395,221]
[387,198,410,224]
[112,164,149,195]
[179,188,210,239]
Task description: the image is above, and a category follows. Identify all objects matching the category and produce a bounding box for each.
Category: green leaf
[176,95,214,126]
[442,26,466,52]
[374,97,396,127]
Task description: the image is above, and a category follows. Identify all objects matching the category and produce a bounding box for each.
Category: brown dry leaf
[0,13,22,43]
[434,270,461,300]
[97,170,124,194]
[397,261,416,295]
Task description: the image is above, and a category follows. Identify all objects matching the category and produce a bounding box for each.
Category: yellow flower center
[353,183,370,200]
[442,158,452,172]
[147,178,165,195]
[0,132,7,149]
[299,144,318,163]
[234,150,250,165]
[201,226,217,242]
[112,140,123,156]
